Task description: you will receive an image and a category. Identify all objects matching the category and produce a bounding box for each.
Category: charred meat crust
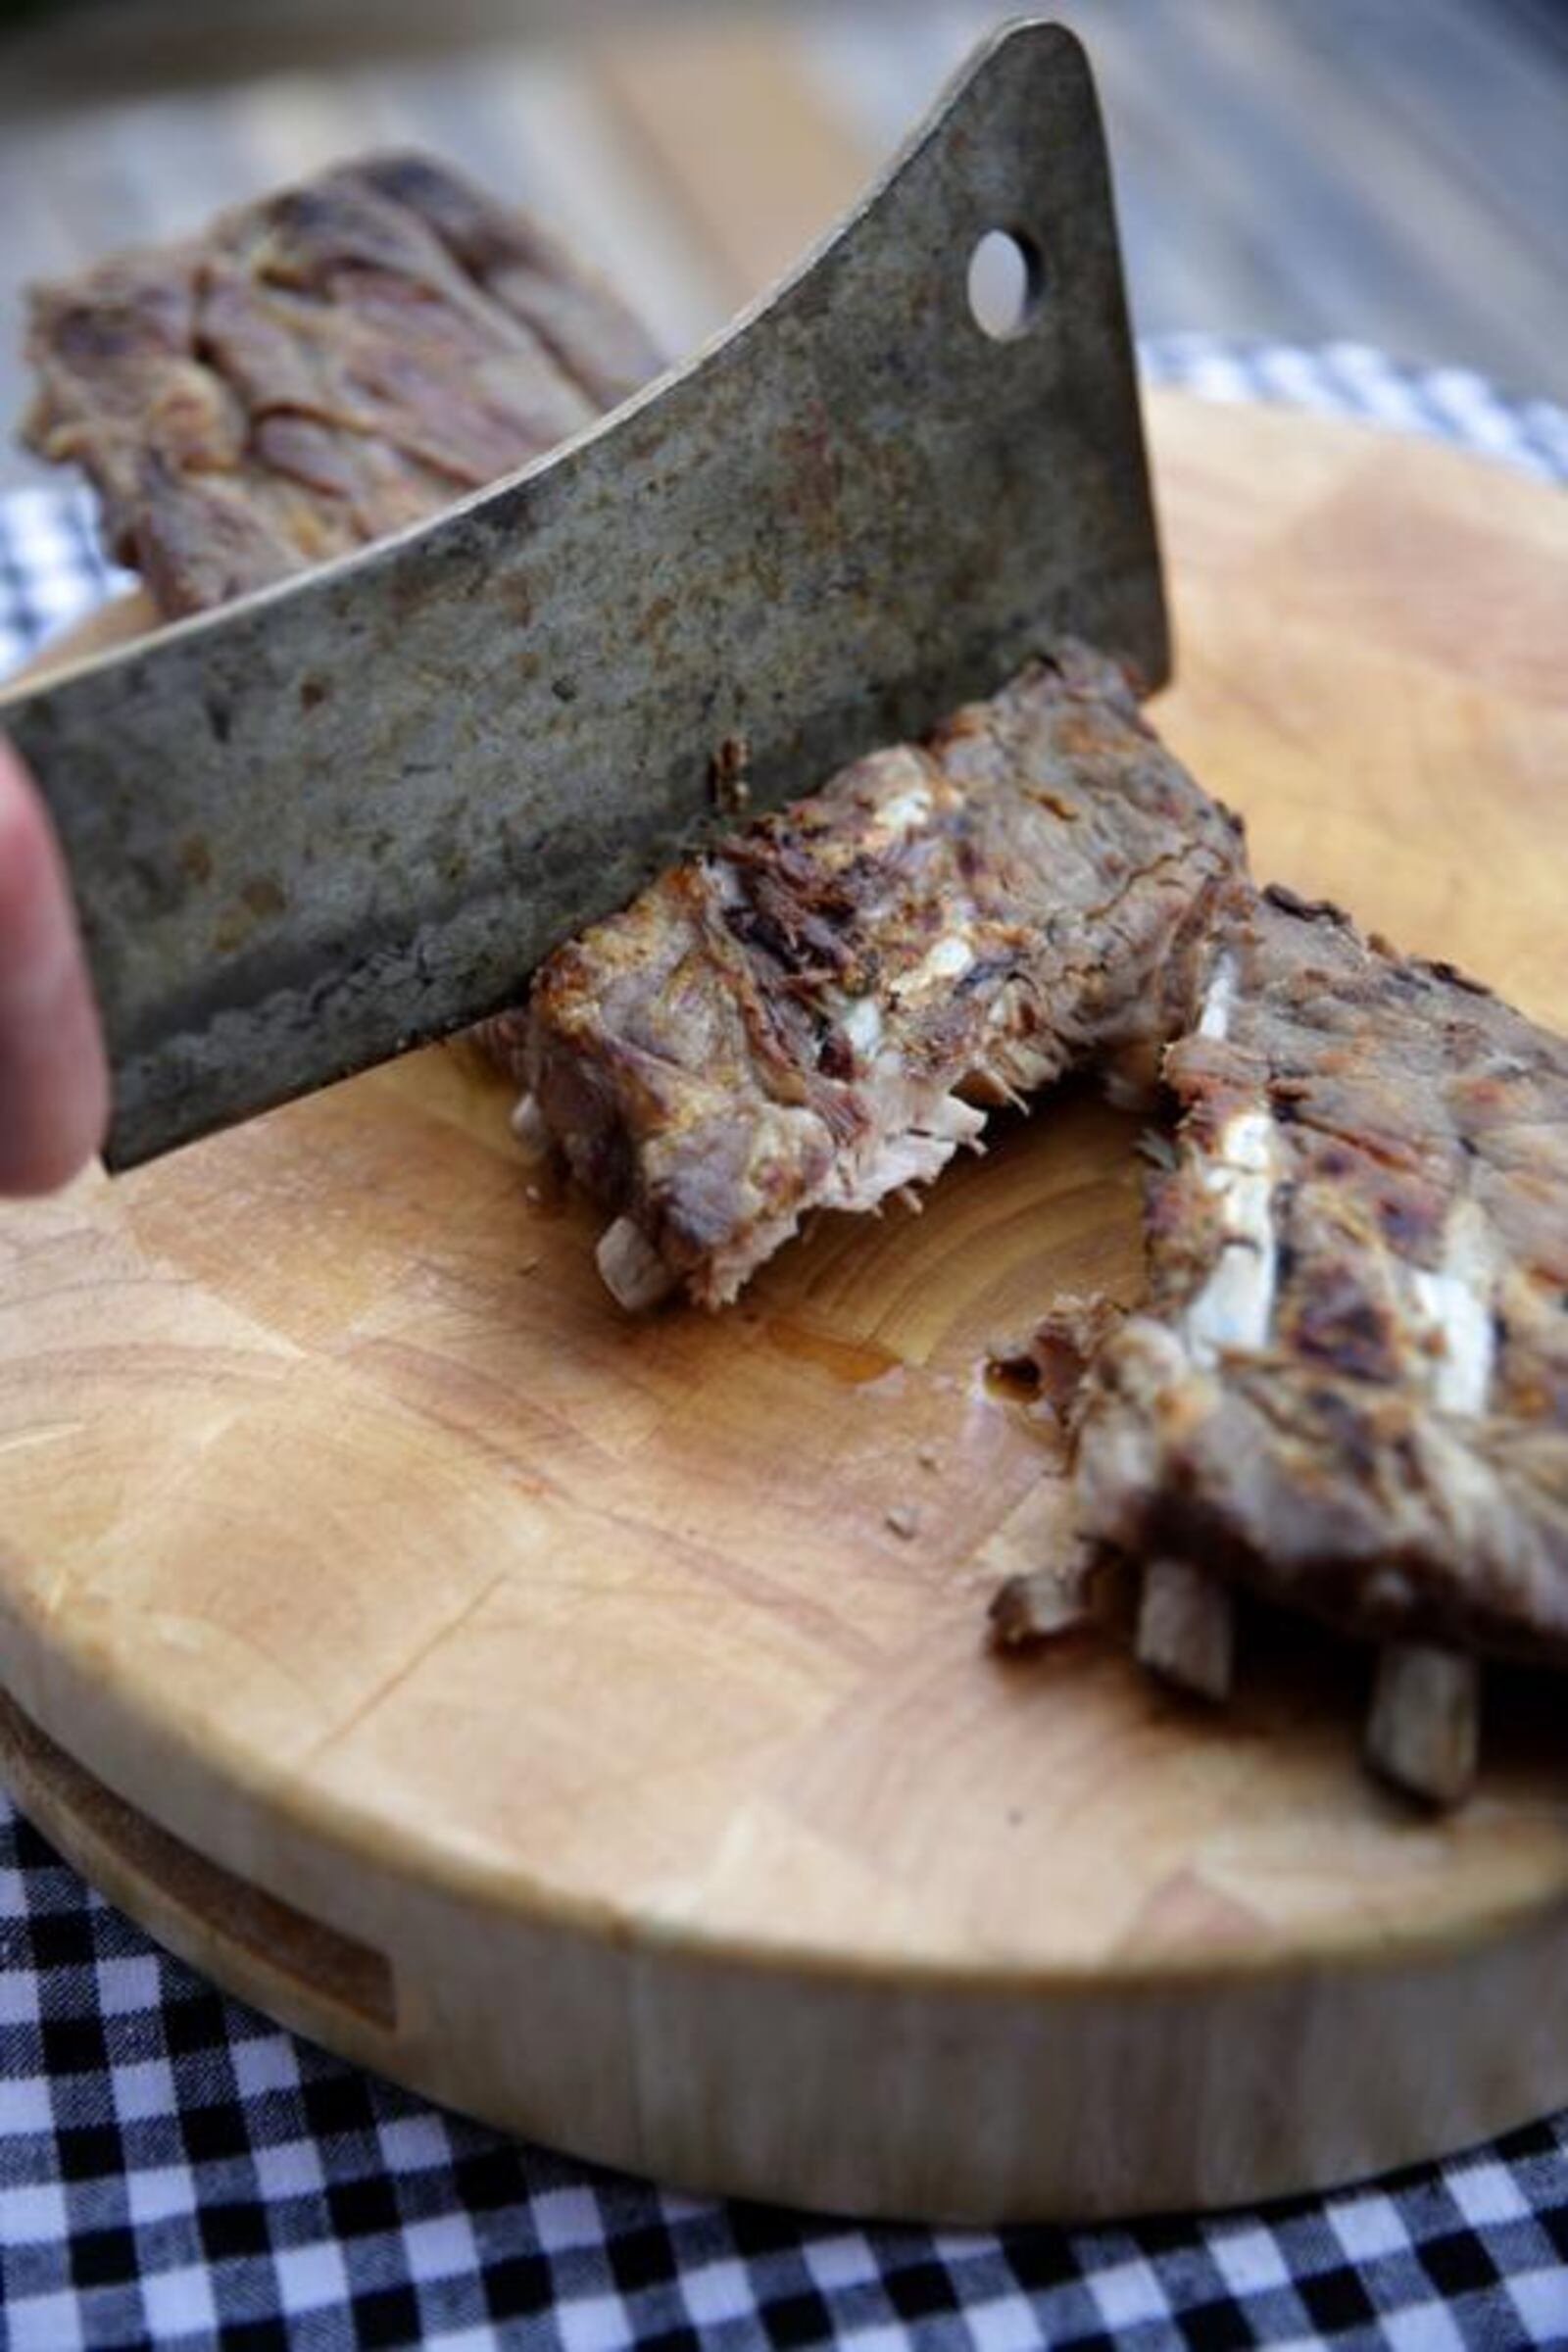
[1075,888,1568,1666]
[523,642,1249,1307]
[23,154,663,615]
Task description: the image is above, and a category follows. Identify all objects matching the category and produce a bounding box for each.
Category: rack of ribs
[1071,884,1568,1805]
[512,643,1248,1308]
[23,153,662,616]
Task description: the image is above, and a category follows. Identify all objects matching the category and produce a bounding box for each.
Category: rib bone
[990,1566,1090,1648]
[1136,1558,1235,1702]
[1365,1642,1480,1808]
[510,1091,551,1152]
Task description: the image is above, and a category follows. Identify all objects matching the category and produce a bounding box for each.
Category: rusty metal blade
[0,18,1165,1170]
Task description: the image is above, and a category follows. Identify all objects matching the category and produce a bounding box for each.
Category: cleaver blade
[0,18,1165,1171]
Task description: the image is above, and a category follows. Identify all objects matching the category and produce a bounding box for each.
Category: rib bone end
[1365,1643,1479,1809]
[596,1217,678,1312]
[510,1091,551,1152]
[1136,1559,1235,1702]
[989,1566,1090,1649]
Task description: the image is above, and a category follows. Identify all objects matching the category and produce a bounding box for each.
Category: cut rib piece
[23,154,662,616]
[523,642,1248,1307]
[1075,885,1568,1722]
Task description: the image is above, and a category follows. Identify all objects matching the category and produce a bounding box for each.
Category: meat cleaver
[0,18,1165,1170]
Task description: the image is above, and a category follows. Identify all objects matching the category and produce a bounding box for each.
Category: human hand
[0,739,109,1193]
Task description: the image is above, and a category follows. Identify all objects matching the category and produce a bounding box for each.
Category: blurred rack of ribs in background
[2,0,1565,493]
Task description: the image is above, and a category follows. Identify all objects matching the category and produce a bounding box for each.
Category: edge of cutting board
[8,1676,1568,2227]
[4,393,1568,2220]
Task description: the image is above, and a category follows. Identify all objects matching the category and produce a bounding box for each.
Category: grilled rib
[1073,884,1568,1800]
[518,643,1247,1307]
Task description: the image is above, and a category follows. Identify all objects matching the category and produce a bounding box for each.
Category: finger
[0,740,110,1194]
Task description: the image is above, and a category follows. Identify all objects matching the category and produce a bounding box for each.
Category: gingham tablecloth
[3,340,1567,2352]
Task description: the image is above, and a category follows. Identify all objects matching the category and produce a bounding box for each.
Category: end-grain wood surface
[2,392,1567,2219]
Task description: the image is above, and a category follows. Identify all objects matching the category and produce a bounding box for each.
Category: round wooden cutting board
[3,393,1567,2223]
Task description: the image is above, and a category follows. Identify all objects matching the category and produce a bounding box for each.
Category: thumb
[0,738,110,1193]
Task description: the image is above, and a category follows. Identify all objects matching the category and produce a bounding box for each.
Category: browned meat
[23,155,662,615]
[1073,883,1568,1801]
[519,643,1248,1308]
[987,1294,1125,1431]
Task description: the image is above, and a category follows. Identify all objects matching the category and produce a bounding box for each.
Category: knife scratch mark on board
[0,1424,86,1456]
[294,1568,514,1770]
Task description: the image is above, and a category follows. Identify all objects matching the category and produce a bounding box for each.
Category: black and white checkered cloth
[3,339,1567,2350]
